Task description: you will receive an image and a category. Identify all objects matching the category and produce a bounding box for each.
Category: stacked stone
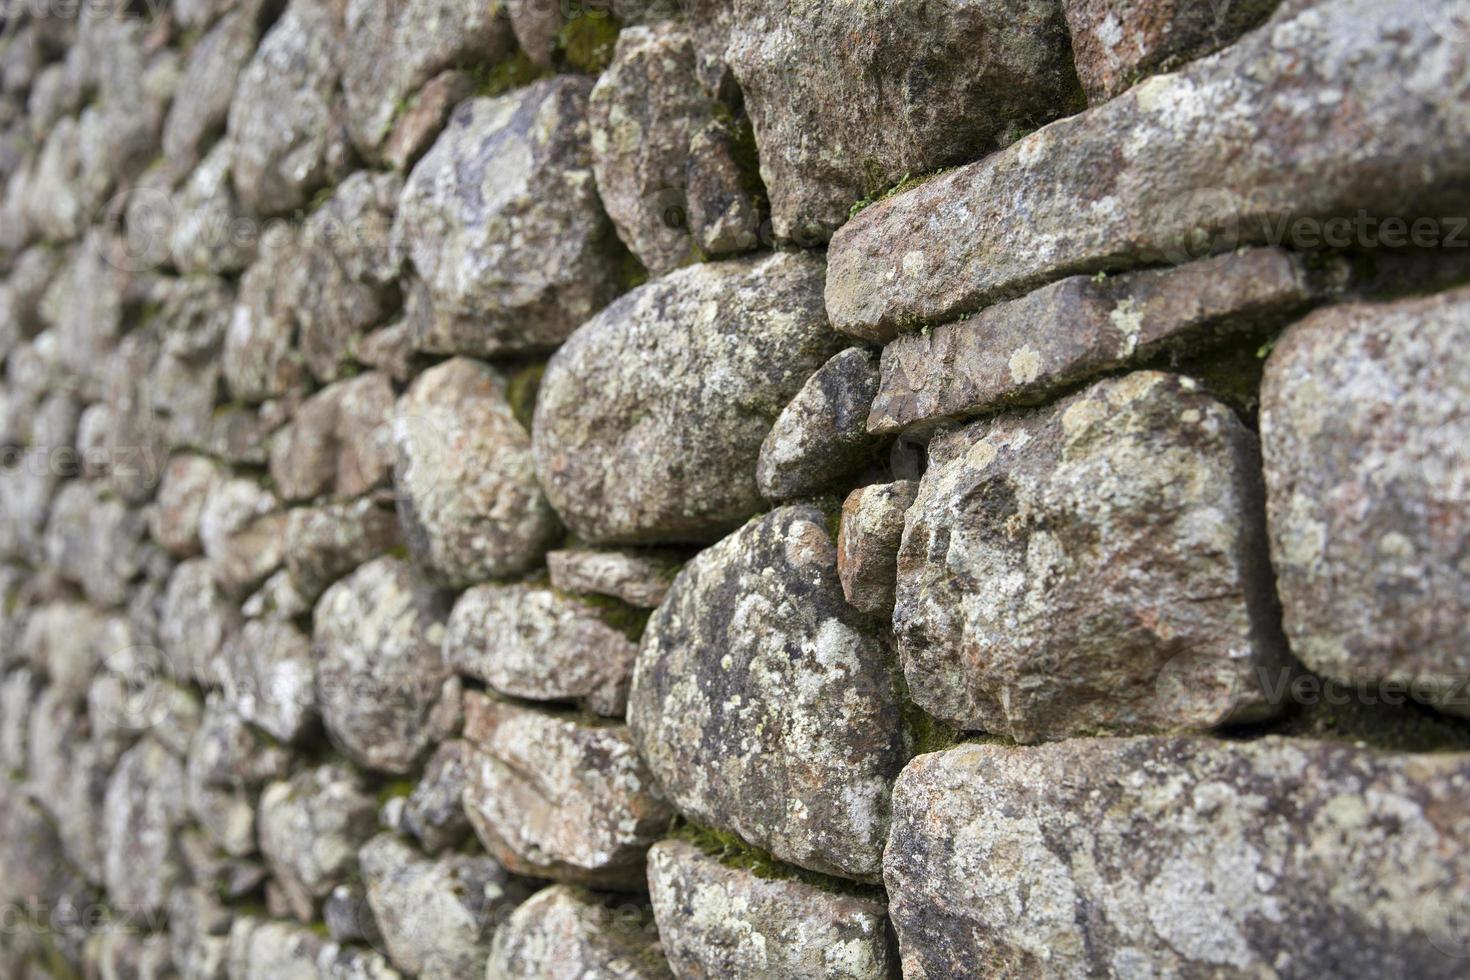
[1,0,1469,978]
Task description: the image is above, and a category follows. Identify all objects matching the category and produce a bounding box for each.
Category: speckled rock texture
[462,693,672,888]
[445,583,638,716]
[648,839,898,979]
[394,357,560,587]
[534,251,840,544]
[487,884,673,979]
[630,506,907,882]
[898,372,1287,741]
[868,246,1318,427]
[696,0,1078,241]
[1261,287,1470,718]
[6,0,1470,975]
[887,737,1470,979]
[393,78,623,357]
[827,0,1470,338]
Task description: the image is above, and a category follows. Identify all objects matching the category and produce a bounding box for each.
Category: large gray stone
[359,833,534,980]
[886,737,1470,979]
[697,0,1077,240]
[1062,0,1283,103]
[102,738,188,918]
[185,696,292,857]
[838,480,919,619]
[647,839,896,979]
[162,1,267,174]
[534,251,840,544]
[227,0,352,215]
[896,372,1286,741]
[463,693,672,888]
[285,500,403,601]
[160,558,242,686]
[1260,287,1470,718]
[340,0,514,159]
[258,764,379,922]
[313,557,459,774]
[402,739,473,853]
[444,583,638,716]
[45,480,150,609]
[151,454,227,558]
[270,372,396,503]
[756,346,882,501]
[393,78,622,357]
[487,884,672,980]
[170,138,257,276]
[393,358,559,587]
[546,547,679,609]
[826,0,1470,338]
[868,247,1318,427]
[199,476,288,596]
[630,505,906,882]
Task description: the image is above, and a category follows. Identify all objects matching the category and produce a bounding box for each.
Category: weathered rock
[20,601,108,704]
[87,928,177,980]
[360,833,534,980]
[869,247,1318,427]
[199,476,288,595]
[257,764,379,922]
[226,918,327,980]
[756,347,882,500]
[313,557,459,773]
[40,234,130,402]
[1260,287,1470,718]
[463,693,672,888]
[102,738,188,918]
[402,739,473,853]
[392,78,622,356]
[826,0,1470,338]
[162,2,267,174]
[224,225,308,403]
[685,117,762,258]
[160,558,242,686]
[285,500,402,600]
[887,736,1470,979]
[170,138,258,276]
[505,0,562,65]
[630,506,904,881]
[445,584,638,716]
[0,776,93,919]
[1063,0,1283,103]
[838,480,918,619]
[0,246,61,360]
[45,481,150,608]
[227,0,351,215]
[26,689,115,882]
[340,0,514,159]
[589,23,708,275]
[382,70,477,172]
[648,839,896,979]
[241,569,313,622]
[546,548,678,609]
[270,372,396,502]
[151,454,227,557]
[700,0,1076,241]
[393,358,559,587]
[325,881,383,947]
[897,372,1286,741]
[0,667,39,774]
[487,884,672,980]
[321,944,405,980]
[186,696,292,829]
[534,251,839,544]
[169,887,232,980]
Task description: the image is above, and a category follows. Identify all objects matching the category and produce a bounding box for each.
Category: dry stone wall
[1,0,1470,977]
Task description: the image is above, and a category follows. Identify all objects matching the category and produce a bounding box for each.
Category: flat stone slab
[886,736,1470,979]
[546,548,680,609]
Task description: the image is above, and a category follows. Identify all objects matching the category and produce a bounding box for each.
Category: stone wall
[2,0,1469,977]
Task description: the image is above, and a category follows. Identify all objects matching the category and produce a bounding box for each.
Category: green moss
[555,586,653,641]
[506,362,547,432]
[847,168,952,222]
[617,243,650,291]
[894,670,961,757]
[467,51,551,99]
[670,818,885,899]
[556,11,622,75]
[375,778,417,805]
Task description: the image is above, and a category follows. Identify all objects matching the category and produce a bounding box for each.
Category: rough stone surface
[826,0,1470,337]
[359,833,534,980]
[217,616,315,744]
[270,372,396,503]
[838,480,919,619]
[487,884,672,980]
[161,558,242,686]
[102,738,189,918]
[340,0,513,159]
[648,839,896,979]
[1063,0,1283,103]
[699,0,1077,240]
[685,117,762,258]
[887,737,1470,979]
[393,358,559,587]
[546,548,678,609]
[534,251,839,544]
[445,583,638,716]
[152,454,227,558]
[402,739,473,853]
[630,505,906,881]
[227,0,351,215]
[589,23,708,275]
[257,764,379,923]
[393,78,622,357]
[756,346,883,500]
[199,476,288,595]
[284,500,402,601]
[1260,287,1470,718]
[313,558,459,774]
[162,2,266,175]
[869,247,1318,427]
[897,372,1287,741]
[382,70,477,173]
[463,693,672,888]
